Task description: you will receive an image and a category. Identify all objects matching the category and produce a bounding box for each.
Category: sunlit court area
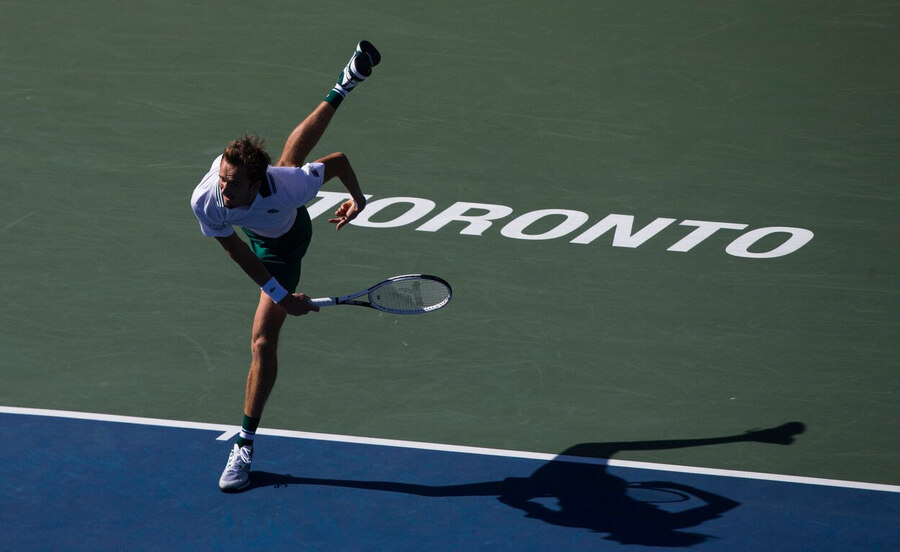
[2,2,898,550]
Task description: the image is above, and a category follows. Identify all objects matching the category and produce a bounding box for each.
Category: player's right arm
[214,232,318,316]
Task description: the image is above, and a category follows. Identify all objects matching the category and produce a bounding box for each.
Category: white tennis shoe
[218,443,253,492]
[335,40,381,94]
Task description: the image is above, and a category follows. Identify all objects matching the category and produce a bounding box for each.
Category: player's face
[218,158,260,208]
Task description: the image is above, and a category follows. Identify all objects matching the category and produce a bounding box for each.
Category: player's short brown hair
[223,134,271,183]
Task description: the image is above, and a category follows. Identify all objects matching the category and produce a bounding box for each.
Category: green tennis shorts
[241,207,312,294]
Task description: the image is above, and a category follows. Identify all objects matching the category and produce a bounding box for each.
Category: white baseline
[2,406,896,494]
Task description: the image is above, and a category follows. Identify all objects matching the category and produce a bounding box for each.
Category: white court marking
[3,405,898,494]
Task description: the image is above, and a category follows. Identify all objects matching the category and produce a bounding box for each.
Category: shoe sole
[219,477,251,493]
[357,40,381,68]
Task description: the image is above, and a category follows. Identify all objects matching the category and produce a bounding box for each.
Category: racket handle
[308,297,336,307]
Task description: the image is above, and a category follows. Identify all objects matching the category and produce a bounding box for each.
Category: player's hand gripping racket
[309,274,452,314]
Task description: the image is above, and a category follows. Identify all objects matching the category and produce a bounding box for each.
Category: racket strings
[371,278,450,312]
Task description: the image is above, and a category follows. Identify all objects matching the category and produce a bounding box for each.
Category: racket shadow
[249,422,805,546]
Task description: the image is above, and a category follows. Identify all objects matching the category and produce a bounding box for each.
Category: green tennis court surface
[2,1,898,548]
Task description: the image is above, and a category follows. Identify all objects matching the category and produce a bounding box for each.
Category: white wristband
[262,277,288,303]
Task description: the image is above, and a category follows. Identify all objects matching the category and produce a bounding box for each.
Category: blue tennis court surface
[3,409,897,551]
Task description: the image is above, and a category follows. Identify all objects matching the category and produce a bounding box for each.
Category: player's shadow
[250,422,805,547]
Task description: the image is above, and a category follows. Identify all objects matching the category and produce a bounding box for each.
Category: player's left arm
[315,152,366,230]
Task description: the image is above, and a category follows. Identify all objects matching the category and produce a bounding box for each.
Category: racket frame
[309,274,452,314]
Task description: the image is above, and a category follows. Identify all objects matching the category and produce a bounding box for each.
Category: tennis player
[190,41,380,491]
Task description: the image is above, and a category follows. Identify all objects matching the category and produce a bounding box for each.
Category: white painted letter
[726,227,814,258]
[351,196,436,228]
[570,214,677,247]
[416,202,514,236]
[501,209,590,240]
[667,220,748,252]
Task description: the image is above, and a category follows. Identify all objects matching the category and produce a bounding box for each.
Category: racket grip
[308,297,336,307]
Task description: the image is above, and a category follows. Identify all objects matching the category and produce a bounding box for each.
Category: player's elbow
[322,152,351,182]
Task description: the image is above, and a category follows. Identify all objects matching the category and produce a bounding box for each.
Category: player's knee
[251,333,278,358]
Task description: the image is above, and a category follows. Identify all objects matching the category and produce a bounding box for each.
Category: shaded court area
[3,409,898,551]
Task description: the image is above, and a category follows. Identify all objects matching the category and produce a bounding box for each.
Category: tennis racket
[308,274,452,314]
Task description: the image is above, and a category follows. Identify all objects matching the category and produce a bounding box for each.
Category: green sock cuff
[242,414,261,434]
[324,89,344,109]
[236,415,260,447]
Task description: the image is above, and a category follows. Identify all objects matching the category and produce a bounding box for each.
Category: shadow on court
[248,422,805,547]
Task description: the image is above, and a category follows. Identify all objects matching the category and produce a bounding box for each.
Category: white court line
[3,405,899,494]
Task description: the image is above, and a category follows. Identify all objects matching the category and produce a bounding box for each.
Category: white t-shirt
[191,155,325,238]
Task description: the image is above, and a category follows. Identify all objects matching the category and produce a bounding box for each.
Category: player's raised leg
[278,40,381,167]
[278,101,336,167]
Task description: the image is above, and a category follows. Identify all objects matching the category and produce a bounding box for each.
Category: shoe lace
[225,445,252,475]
